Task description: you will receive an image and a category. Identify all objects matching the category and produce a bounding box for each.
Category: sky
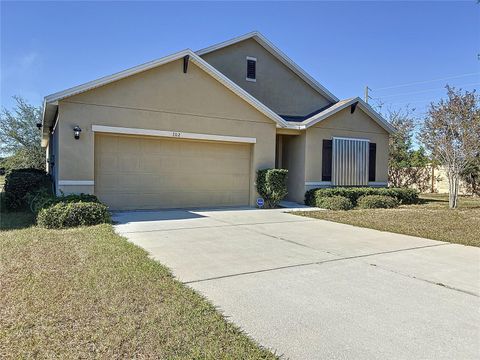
[1,1,479,120]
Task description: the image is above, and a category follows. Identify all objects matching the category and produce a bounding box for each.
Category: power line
[373,72,480,91]
[373,82,480,99]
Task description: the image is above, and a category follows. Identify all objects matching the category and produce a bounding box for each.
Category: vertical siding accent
[332,138,369,186]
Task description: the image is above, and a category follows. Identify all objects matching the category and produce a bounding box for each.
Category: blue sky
[1,1,479,119]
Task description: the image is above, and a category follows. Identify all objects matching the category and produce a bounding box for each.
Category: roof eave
[41,48,288,139]
[292,97,395,134]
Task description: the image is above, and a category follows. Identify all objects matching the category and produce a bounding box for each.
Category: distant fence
[396,165,470,194]
[431,166,469,195]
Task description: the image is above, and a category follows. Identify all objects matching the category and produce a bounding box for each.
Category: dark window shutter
[322,139,332,182]
[247,59,256,79]
[369,143,376,182]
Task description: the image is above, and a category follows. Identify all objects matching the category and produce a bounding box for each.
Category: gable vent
[246,57,256,81]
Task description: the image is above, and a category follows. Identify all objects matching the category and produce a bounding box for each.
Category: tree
[461,156,480,196]
[386,107,431,191]
[0,96,45,171]
[420,86,480,208]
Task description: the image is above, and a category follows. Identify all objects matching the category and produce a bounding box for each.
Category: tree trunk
[448,171,459,209]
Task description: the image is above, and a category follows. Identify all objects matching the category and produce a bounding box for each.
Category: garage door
[94,134,251,210]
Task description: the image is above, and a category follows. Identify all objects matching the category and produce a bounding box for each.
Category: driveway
[113,208,480,359]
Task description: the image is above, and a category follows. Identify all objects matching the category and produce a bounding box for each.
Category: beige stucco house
[41,32,394,210]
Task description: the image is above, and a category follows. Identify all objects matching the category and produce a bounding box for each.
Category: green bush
[357,195,399,209]
[30,192,100,214]
[37,201,111,229]
[4,168,52,210]
[305,187,418,207]
[256,168,288,208]
[317,195,354,210]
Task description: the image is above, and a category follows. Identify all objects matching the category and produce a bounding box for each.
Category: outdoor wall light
[73,126,82,140]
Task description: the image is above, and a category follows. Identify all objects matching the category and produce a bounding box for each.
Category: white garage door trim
[92,125,256,144]
[58,180,95,186]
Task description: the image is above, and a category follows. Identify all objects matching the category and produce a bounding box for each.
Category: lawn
[294,194,480,247]
[0,205,276,358]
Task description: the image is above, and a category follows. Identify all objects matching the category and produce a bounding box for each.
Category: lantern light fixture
[73,126,82,140]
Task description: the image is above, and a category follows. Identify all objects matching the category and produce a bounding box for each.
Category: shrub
[37,201,111,229]
[317,195,354,210]
[35,193,100,213]
[357,195,399,209]
[256,169,288,208]
[305,187,418,207]
[29,192,100,214]
[4,168,52,210]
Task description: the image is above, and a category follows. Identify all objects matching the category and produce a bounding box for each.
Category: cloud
[19,52,39,68]
[2,51,40,81]
[1,51,43,108]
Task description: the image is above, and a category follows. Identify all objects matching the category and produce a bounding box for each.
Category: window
[246,56,256,82]
[331,137,369,186]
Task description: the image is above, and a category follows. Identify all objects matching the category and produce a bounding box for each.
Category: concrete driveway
[113,208,480,359]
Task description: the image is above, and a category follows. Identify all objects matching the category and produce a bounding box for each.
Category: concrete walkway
[113,208,480,359]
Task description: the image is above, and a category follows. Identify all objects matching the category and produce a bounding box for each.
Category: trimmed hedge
[256,168,288,208]
[30,192,100,214]
[305,187,418,207]
[317,196,354,210]
[357,195,399,209]
[4,168,52,210]
[37,201,111,229]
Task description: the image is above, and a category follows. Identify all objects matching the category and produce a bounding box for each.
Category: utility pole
[364,86,372,104]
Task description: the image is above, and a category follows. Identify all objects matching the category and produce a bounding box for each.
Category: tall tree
[386,107,431,191]
[0,96,45,171]
[420,86,480,208]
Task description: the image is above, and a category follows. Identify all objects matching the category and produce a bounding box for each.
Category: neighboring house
[41,32,394,210]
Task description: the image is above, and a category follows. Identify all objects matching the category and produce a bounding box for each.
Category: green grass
[294,194,480,247]
[0,203,276,358]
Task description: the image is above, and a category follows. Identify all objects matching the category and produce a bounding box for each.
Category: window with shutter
[246,57,256,81]
[332,138,369,186]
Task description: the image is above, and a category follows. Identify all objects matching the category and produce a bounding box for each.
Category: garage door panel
[95,134,251,210]
[96,155,118,173]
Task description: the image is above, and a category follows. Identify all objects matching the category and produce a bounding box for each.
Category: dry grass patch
[0,225,276,359]
[294,194,480,247]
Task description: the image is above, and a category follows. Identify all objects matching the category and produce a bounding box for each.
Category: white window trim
[91,125,256,144]
[306,181,387,187]
[246,56,257,82]
[58,180,94,186]
[305,181,332,186]
[368,182,388,186]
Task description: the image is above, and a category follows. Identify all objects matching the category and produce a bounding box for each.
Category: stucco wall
[305,107,390,186]
[201,38,331,117]
[282,133,306,202]
[55,59,277,205]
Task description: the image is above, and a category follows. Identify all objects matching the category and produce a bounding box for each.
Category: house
[41,32,394,210]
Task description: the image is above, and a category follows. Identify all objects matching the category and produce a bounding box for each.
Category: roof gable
[288,97,395,134]
[196,31,339,103]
